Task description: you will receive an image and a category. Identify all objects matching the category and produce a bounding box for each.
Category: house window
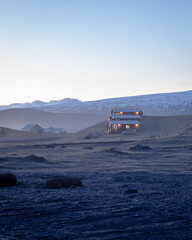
[112,124,117,131]
[126,125,130,129]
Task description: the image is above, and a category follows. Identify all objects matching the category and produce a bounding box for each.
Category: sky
[0,0,192,105]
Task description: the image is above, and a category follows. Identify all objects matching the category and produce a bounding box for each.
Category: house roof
[112,114,141,119]
[22,124,36,131]
[108,120,140,125]
[112,109,139,113]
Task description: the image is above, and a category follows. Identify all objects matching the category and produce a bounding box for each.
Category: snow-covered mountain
[0,98,81,111]
[0,91,192,116]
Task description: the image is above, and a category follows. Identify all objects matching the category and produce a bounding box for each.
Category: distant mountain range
[0,90,192,116]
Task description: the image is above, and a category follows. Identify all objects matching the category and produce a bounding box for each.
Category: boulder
[124,189,138,194]
[84,132,101,140]
[46,177,82,189]
[83,146,94,150]
[0,173,17,187]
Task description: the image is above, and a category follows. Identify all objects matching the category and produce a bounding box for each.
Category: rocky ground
[0,133,192,239]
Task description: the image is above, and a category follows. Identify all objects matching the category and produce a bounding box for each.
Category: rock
[84,132,101,140]
[83,146,93,150]
[46,177,82,189]
[45,144,55,148]
[0,173,17,187]
[124,189,138,194]
[129,144,152,150]
[107,147,116,152]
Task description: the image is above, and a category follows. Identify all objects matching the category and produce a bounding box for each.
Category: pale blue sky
[0,0,191,104]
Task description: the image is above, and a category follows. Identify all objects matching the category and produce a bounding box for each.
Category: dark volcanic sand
[0,135,192,240]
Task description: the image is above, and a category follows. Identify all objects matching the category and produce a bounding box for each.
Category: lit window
[112,124,117,130]
[118,124,121,127]
[135,112,139,115]
[120,112,123,115]
[126,125,130,129]
[135,124,139,127]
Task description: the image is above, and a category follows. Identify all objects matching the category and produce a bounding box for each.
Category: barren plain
[0,115,192,239]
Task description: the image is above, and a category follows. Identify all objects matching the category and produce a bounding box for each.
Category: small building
[106,109,143,133]
[43,127,66,134]
[22,124,65,134]
[30,124,44,134]
[22,124,44,134]
[22,124,37,132]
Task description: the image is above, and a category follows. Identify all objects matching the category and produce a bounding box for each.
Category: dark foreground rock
[46,177,82,189]
[124,189,138,194]
[83,146,94,150]
[0,173,17,187]
[130,144,152,150]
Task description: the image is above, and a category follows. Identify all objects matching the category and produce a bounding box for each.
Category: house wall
[110,124,137,133]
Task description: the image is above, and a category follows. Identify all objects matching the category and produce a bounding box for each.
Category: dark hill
[0,108,106,133]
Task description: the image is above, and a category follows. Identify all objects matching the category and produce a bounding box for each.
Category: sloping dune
[140,115,192,136]
[0,127,31,139]
[63,115,192,142]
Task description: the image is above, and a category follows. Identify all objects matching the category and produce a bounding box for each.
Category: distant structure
[22,124,37,132]
[30,124,44,134]
[43,127,65,134]
[0,127,6,137]
[106,109,143,133]
[22,124,65,134]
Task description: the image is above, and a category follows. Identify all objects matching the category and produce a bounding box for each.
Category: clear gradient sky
[0,0,191,105]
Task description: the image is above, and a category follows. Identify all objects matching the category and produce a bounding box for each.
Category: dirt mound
[130,144,152,150]
[24,154,48,163]
[105,147,130,155]
[0,154,49,164]
[46,177,82,189]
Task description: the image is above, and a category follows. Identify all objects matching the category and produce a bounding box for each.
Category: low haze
[0,0,192,105]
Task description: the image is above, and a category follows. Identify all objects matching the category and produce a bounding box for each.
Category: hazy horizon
[0,0,192,105]
[0,89,191,107]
